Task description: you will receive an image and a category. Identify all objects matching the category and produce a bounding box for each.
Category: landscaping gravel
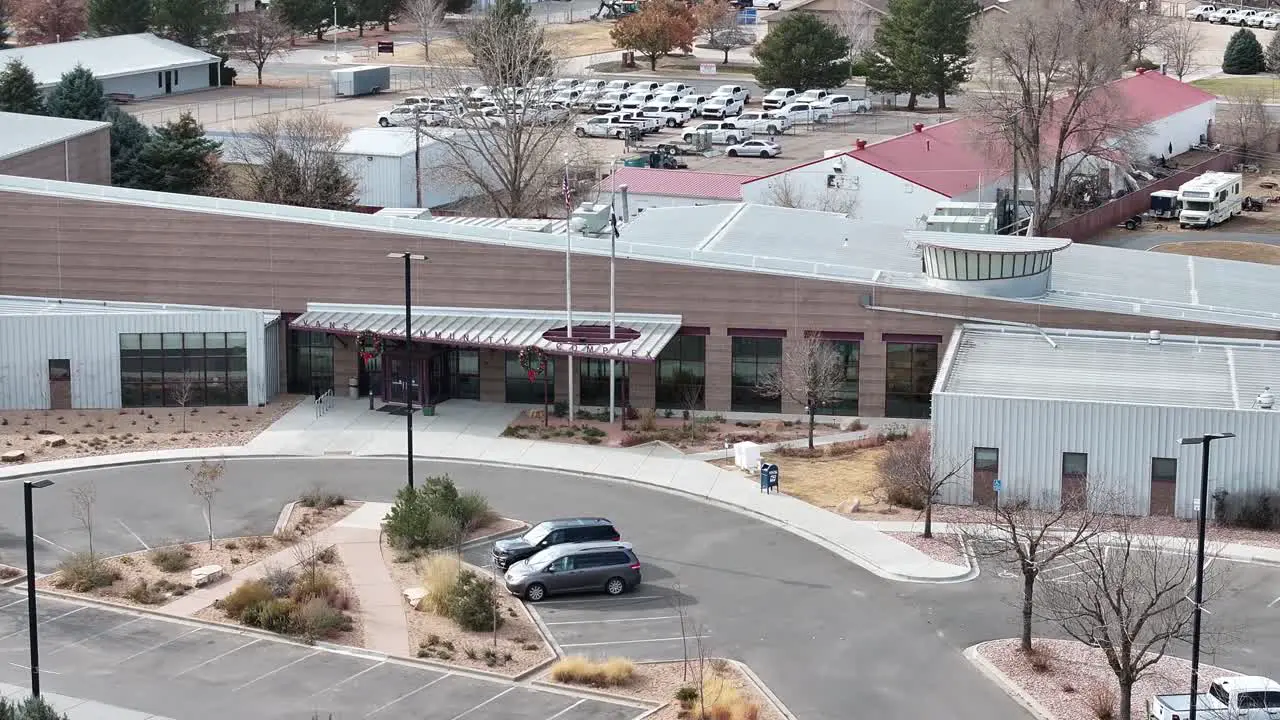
[886,531,966,566]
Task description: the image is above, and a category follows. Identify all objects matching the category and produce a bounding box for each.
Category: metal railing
[314,389,335,418]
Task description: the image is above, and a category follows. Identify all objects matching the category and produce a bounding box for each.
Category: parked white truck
[1177,171,1243,229]
[1150,676,1280,720]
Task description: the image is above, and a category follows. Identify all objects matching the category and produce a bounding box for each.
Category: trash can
[347,377,358,399]
[422,405,435,417]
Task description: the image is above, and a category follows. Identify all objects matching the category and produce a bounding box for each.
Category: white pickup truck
[1150,676,1280,720]
[636,103,692,128]
[611,110,662,134]
[734,111,792,135]
[681,120,752,145]
[575,114,646,138]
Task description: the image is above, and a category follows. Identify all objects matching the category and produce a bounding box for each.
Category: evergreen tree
[107,105,152,187]
[1223,28,1265,75]
[751,14,850,93]
[867,0,976,109]
[151,0,226,48]
[493,0,529,20]
[136,112,222,194]
[0,0,12,48]
[47,65,108,120]
[87,0,152,36]
[0,695,70,720]
[275,0,346,41]
[0,59,46,115]
[1265,29,1280,75]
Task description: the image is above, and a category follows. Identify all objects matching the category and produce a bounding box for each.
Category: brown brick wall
[0,191,1273,416]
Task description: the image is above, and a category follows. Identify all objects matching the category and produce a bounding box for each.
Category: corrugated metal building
[0,296,281,410]
[0,33,220,100]
[931,324,1280,518]
[0,112,111,185]
[336,128,471,209]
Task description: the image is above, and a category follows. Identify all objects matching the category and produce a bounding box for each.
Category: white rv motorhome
[1177,171,1243,228]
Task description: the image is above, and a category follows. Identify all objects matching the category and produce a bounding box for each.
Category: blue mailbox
[760,463,779,493]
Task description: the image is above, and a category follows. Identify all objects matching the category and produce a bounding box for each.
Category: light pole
[1177,431,1234,720]
[24,478,54,697]
[332,0,338,60]
[388,252,428,489]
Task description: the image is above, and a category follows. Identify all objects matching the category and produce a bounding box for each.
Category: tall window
[885,342,938,419]
[656,335,706,410]
[287,330,333,395]
[731,337,782,412]
[579,359,629,407]
[448,349,480,400]
[120,332,249,407]
[1061,452,1088,510]
[505,351,555,404]
[816,340,859,416]
[1150,457,1178,517]
[972,447,999,506]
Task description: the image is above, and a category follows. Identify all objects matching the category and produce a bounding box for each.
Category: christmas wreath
[356,331,384,362]
[518,345,548,382]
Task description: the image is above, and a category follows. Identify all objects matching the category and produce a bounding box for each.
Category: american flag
[562,167,573,213]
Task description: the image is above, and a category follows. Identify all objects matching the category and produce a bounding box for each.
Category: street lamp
[1177,431,1235,720]
[24,478,54,697]
[388,252,429,489]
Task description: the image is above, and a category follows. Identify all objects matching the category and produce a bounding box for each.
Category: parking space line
[116,628,200,664]
[117,519,151,551]
[0,599,26,611]
[363,673,451,717]
[50,617,142,654]
[544,700,585,720]
[545,615,680,626]
[309,660,384,697]
[0,607,87,641]
[33,535,70,554]
[538,596,665,605]
[560,635,708,648]
[233,649,321,692]
[446,687,515,720]
[1268,595,1280,609]
[174,638,260,677]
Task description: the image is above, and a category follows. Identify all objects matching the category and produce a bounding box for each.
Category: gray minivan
[503,541,641,602]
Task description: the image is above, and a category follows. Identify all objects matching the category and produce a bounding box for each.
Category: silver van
[503,541,641,602]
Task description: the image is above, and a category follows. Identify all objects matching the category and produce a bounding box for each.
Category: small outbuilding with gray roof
[0,33,221,101]
[0,112,110,184]
[931,324,1280,518]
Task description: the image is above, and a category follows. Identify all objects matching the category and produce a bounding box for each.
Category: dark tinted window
[589,525,618,541]
[602,551,631,565]
[574,553,612,569]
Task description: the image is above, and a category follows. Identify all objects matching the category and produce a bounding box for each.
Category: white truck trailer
[1177,171,1243,228]
[332,66,391,97]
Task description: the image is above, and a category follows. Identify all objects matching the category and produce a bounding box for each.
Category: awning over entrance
[290,303,683,361]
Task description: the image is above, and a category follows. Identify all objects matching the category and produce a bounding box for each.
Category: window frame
[730,336,783,412]
[121,332,250,408]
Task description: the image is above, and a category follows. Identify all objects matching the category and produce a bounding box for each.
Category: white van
[1178,171,1243,229]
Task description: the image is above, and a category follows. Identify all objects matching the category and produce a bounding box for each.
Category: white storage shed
[931,324,1280,519]
[0,33,221,101]
[0,296,281,410]
[336,128,473,209]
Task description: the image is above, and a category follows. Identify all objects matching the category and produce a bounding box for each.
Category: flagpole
[608,158,618,424]
[564,157,575,423]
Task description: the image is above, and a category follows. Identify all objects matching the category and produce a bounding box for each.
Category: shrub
[242,598,297,634]
[884,478,926,510]
[549,656,636,687]
[639,409,658,431]
[552,400,569,418]
[125,580,166,605]
[1088,685,1117,720]
[447,569,502,632]
[315,546,338,564]
[245,536,269,552]
[3,695,70,720]
[384,478,495,549]
[691,672,758,720]
[384,484,438,549]
[295,597,352,640]
[1028,650,1052,674]
[299,486,345,510]
[221,580,275,621]
[419,552,462,616]
[580,426,607,439]
[882,423,910,441]
[453,492,497,531]
[1215,490,1280,530]
[54,553,120,592]
[149,547,192,573]
[675,685,699,705]
[291,569,338,602]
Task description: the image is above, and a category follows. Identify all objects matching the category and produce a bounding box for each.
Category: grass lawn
[1190,75,1280,98]
[759,446,887,510]
[1151,240,1280,265]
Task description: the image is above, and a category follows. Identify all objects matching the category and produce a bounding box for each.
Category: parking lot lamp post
[389,252,428,489]
[1178,432,1234,720]
[24,478,54,697]
[332,1,338,59]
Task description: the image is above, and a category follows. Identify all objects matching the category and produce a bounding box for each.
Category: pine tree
[1266,30,1280,75]
[275,0,343,41]
[107,105,152,187]
[135,112,222,194]
[867,0,976,110]
[0,59,45,115]
[0,0,12,48]
[87,0,152,36]
[151,0,226,48]
[1223,28,1266,75]
[47,65,108,121]
[752,13,850,91]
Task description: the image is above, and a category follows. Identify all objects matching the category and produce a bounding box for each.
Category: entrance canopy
[290,303,683,361]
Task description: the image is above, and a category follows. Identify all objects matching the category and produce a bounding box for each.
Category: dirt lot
[712,440,891,511]
[1151,240,1280,264]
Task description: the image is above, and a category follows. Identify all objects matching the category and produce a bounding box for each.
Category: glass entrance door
[386,356,421,405]
[448,350,480,400]
[428,353,448,405]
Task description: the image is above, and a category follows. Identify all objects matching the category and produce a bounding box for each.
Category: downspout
[861,300,1058,348]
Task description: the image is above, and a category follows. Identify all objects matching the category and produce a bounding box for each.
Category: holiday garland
[518,345,548,382]
[356,331,384,362]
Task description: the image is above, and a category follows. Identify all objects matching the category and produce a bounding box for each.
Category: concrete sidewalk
[0,682,174,720]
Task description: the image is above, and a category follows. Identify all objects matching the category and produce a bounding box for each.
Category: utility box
[331,65,391,97]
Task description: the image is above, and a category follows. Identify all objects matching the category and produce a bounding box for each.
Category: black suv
[492,518,620,570]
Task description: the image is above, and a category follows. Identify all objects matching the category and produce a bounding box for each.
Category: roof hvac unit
[569,203,611,234]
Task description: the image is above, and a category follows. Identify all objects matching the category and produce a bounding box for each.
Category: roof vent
[1147,329,1161,345]
[1257,386,1275,410]
[908,231,1072,298]
[913,123,924,133]
[854,139,867,150]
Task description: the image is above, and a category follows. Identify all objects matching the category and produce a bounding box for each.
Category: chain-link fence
[782,110,955,139]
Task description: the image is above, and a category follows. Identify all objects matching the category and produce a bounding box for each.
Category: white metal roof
[906,231,1072,254]
[0,33,220,87]
[936,325,1280,411]
[2,175,1280,333]
[0,295,280,324]
[337,127,432,158]
[0,112,110,161]
[290,303,682,361]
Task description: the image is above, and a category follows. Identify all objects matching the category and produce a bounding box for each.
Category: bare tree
[187,459,225,549]
[972,0,1139,235]
[1039,528,1228,720]
[760,173,860,215]
[169,378,195,433]
[421,12,584,217]
[1218,92,1277,162]
[404,0,447,64]
[231,111,359,210]
[874,429,966,539]
[69,482,97,557]
[694,1,755,64]
[677,375,703,428]
[1157,19,1203,81]
[668,581,692,680]
[961,486,1114,653]
[1123,12,1172,64]
[755,336,845,449]
[832,5,880,70]
[232,9,292,85]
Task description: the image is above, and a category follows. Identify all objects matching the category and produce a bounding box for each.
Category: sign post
[993,477,1002,509]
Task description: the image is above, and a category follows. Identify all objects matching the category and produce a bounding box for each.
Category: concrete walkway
[0,682,174,720]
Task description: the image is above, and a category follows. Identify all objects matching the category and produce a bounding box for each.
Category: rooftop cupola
[906,231,1072,298]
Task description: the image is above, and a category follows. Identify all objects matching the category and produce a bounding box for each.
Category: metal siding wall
[100,66,213,100]
[0,311,268,409]
[933,393,1280,518]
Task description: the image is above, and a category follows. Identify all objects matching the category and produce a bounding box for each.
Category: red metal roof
[600,167,756,201]
[744,71,1216,199]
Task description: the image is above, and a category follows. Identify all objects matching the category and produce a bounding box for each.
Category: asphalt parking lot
[0,592,642,720]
